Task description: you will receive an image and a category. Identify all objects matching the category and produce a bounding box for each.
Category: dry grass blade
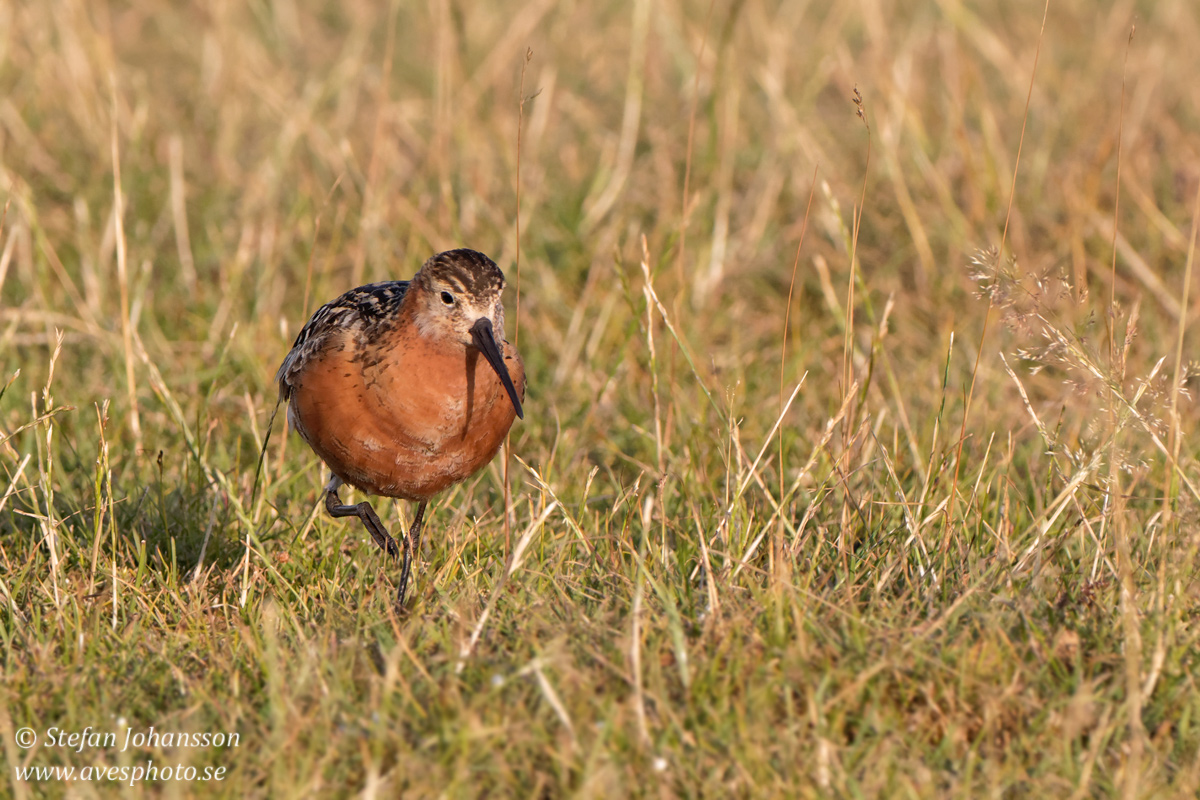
[518,658,578,752]
[1000,352,1050,445]
[456,500,558,672]
[581,0,650,231]
[639,236,727,424]
[946,0,1052,553]
[109,74,140,447]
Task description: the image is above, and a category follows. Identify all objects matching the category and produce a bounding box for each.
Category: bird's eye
[440,291,455,305]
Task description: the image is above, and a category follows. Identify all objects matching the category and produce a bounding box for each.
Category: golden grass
[1,0,1199,796]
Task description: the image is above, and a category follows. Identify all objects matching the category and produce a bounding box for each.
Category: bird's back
[276,280,410,401]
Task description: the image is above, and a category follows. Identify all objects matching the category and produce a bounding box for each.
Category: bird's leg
[324,477,399,560]
[396,500,427,607]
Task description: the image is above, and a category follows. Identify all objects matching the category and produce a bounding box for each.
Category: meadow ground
[2,0,1199,796]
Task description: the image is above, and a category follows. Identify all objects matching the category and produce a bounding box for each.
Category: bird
[275,248,525,607]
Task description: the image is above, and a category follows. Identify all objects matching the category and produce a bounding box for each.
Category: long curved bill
[470,317,524,419]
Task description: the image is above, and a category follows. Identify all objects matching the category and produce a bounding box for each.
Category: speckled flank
[276,281,410,401]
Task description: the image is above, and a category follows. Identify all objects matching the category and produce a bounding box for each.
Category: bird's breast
[288,326,525,500]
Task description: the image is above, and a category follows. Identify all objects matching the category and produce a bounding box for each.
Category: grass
[2,0,1199,796]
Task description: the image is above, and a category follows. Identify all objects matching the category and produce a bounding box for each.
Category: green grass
[3,0,1200,796]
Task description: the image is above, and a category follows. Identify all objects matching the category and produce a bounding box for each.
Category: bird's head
[412,249,523,419]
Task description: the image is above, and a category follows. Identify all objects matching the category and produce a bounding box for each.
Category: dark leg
[324,481,399,560]
[396,501,427,607]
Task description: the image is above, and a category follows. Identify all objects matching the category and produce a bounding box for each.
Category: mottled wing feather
[276,281,410,400]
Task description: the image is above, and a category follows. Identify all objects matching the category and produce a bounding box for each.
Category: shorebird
[276,248,525,606]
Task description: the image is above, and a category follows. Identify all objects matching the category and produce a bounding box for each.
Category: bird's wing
[275,281,410,400]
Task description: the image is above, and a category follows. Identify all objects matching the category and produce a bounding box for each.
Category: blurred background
[2,0,1197,458]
